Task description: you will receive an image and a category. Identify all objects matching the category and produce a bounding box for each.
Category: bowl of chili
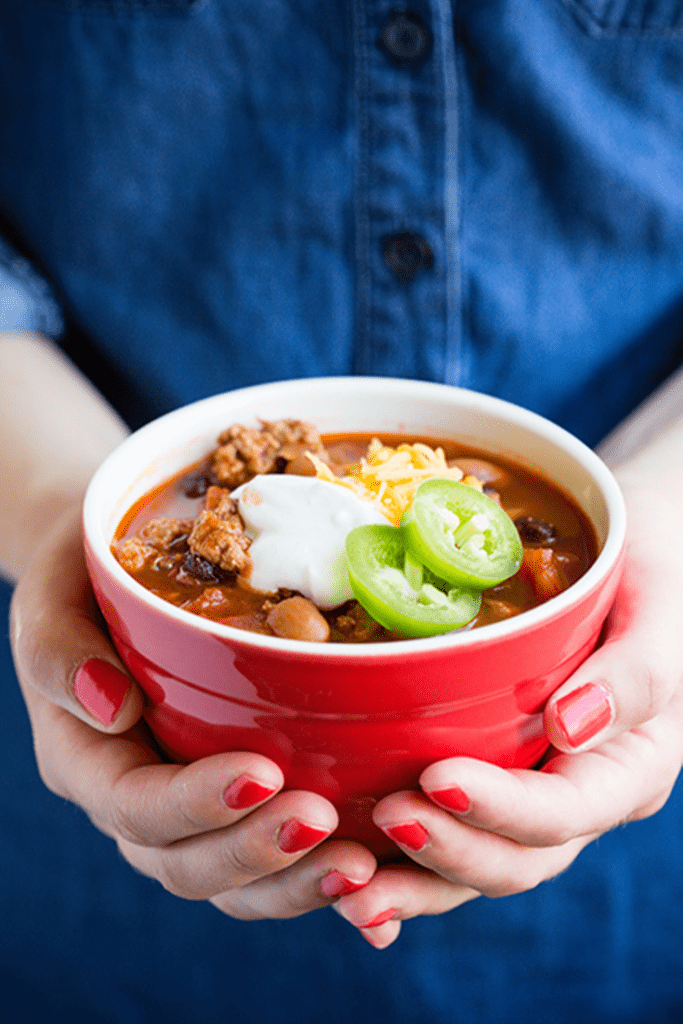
[83,377,627,857]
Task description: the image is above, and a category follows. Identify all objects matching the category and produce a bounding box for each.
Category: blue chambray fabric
[0,0,681,439]
[0,239,62,337]
[2,568,683,1023]
[2,2,683,1021]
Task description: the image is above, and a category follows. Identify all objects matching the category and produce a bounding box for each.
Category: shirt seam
[352,0,371,375]
[435,0,462,386]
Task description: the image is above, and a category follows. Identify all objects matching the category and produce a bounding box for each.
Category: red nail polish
[382,820,429,851]
[277,819,331,854]
[426,786,471,813]
[320,870,368,899]
[553,683,613,748]
[222,776,278,810]
[73,658,130,727]
[359,908,396,929]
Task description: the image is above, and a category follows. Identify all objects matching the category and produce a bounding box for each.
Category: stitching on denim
[434,0,462,387]
[558,0,683,36]
[0,239,63,338]
[34,0,202,13]
[352,0,371,374]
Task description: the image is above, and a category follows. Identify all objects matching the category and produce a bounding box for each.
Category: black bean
[514,516,557,544]
[180,552,233,583]
[166,533,190,552]
[181,465,217,498]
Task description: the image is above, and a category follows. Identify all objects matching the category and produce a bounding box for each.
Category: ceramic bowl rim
[83,377,627,659]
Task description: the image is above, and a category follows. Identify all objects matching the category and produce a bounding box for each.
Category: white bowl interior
[84,377,626,654]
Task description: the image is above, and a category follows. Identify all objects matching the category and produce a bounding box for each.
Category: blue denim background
[2,2,683,1019]
[1,1,682,438]
[2,578,683,1023]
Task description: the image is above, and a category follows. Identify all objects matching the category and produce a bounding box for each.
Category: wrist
[0,332,129,581]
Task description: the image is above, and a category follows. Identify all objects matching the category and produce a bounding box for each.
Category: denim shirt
[5,7,683,1022]
[1,0,682,446]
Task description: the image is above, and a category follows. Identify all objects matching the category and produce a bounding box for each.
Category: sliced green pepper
[400,478,523,589]
[345,524,481,638]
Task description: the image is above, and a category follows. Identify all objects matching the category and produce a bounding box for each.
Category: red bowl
[83,378,626,857]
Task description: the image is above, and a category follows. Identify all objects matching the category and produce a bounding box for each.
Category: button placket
[352,2,451,382]
[382,231,434,282]
[379,9,434,66]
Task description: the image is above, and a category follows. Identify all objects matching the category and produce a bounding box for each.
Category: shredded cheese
[308,439,484,526]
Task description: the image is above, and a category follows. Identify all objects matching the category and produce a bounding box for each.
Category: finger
[25,682,349,908]
[120,788,339,900]
[212,840,376,920]
[418,705,681,848]
[545,500,683,753]
[357,919,402,950]
[22,688,287,845]
[10,507,143,733]
[333,863,479,948]
[372,791,592,897]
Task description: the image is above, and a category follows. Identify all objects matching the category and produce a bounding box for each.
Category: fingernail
[553,682,613,748]
[320,870,368,899]
[277,819,331,854]
[73,658,130,727]
[222,776,278,810]
[358,908,396,929]
[425,786,471,813]
[380,820,429,852]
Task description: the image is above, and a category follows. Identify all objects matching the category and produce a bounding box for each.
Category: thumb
[10,505,144,733]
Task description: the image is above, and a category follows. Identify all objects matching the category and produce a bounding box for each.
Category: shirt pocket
[560,0,683,35]
[42,0,201,12]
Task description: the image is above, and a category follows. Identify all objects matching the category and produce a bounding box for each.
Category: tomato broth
[113,426,599,642]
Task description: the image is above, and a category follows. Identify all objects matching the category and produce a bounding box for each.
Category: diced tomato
[182,586,231,615]
[482,597,522,620]
[520,547,566,601]
[218,614,272,635]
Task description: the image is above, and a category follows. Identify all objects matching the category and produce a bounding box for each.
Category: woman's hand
[331,468,683,948]
[10,507,376,919]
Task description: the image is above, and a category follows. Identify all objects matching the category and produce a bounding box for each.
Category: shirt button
[382,232,434,282]
[378,10,433,67]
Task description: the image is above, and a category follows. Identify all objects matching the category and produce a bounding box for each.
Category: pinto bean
[266,596,331,643]
[284,453,317,476]
[450,458,511,489]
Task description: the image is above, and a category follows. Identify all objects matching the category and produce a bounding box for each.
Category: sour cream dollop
[231,474,392,608]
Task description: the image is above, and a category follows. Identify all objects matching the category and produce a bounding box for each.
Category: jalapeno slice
[345,525,481,638]
[400,479,523,589]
